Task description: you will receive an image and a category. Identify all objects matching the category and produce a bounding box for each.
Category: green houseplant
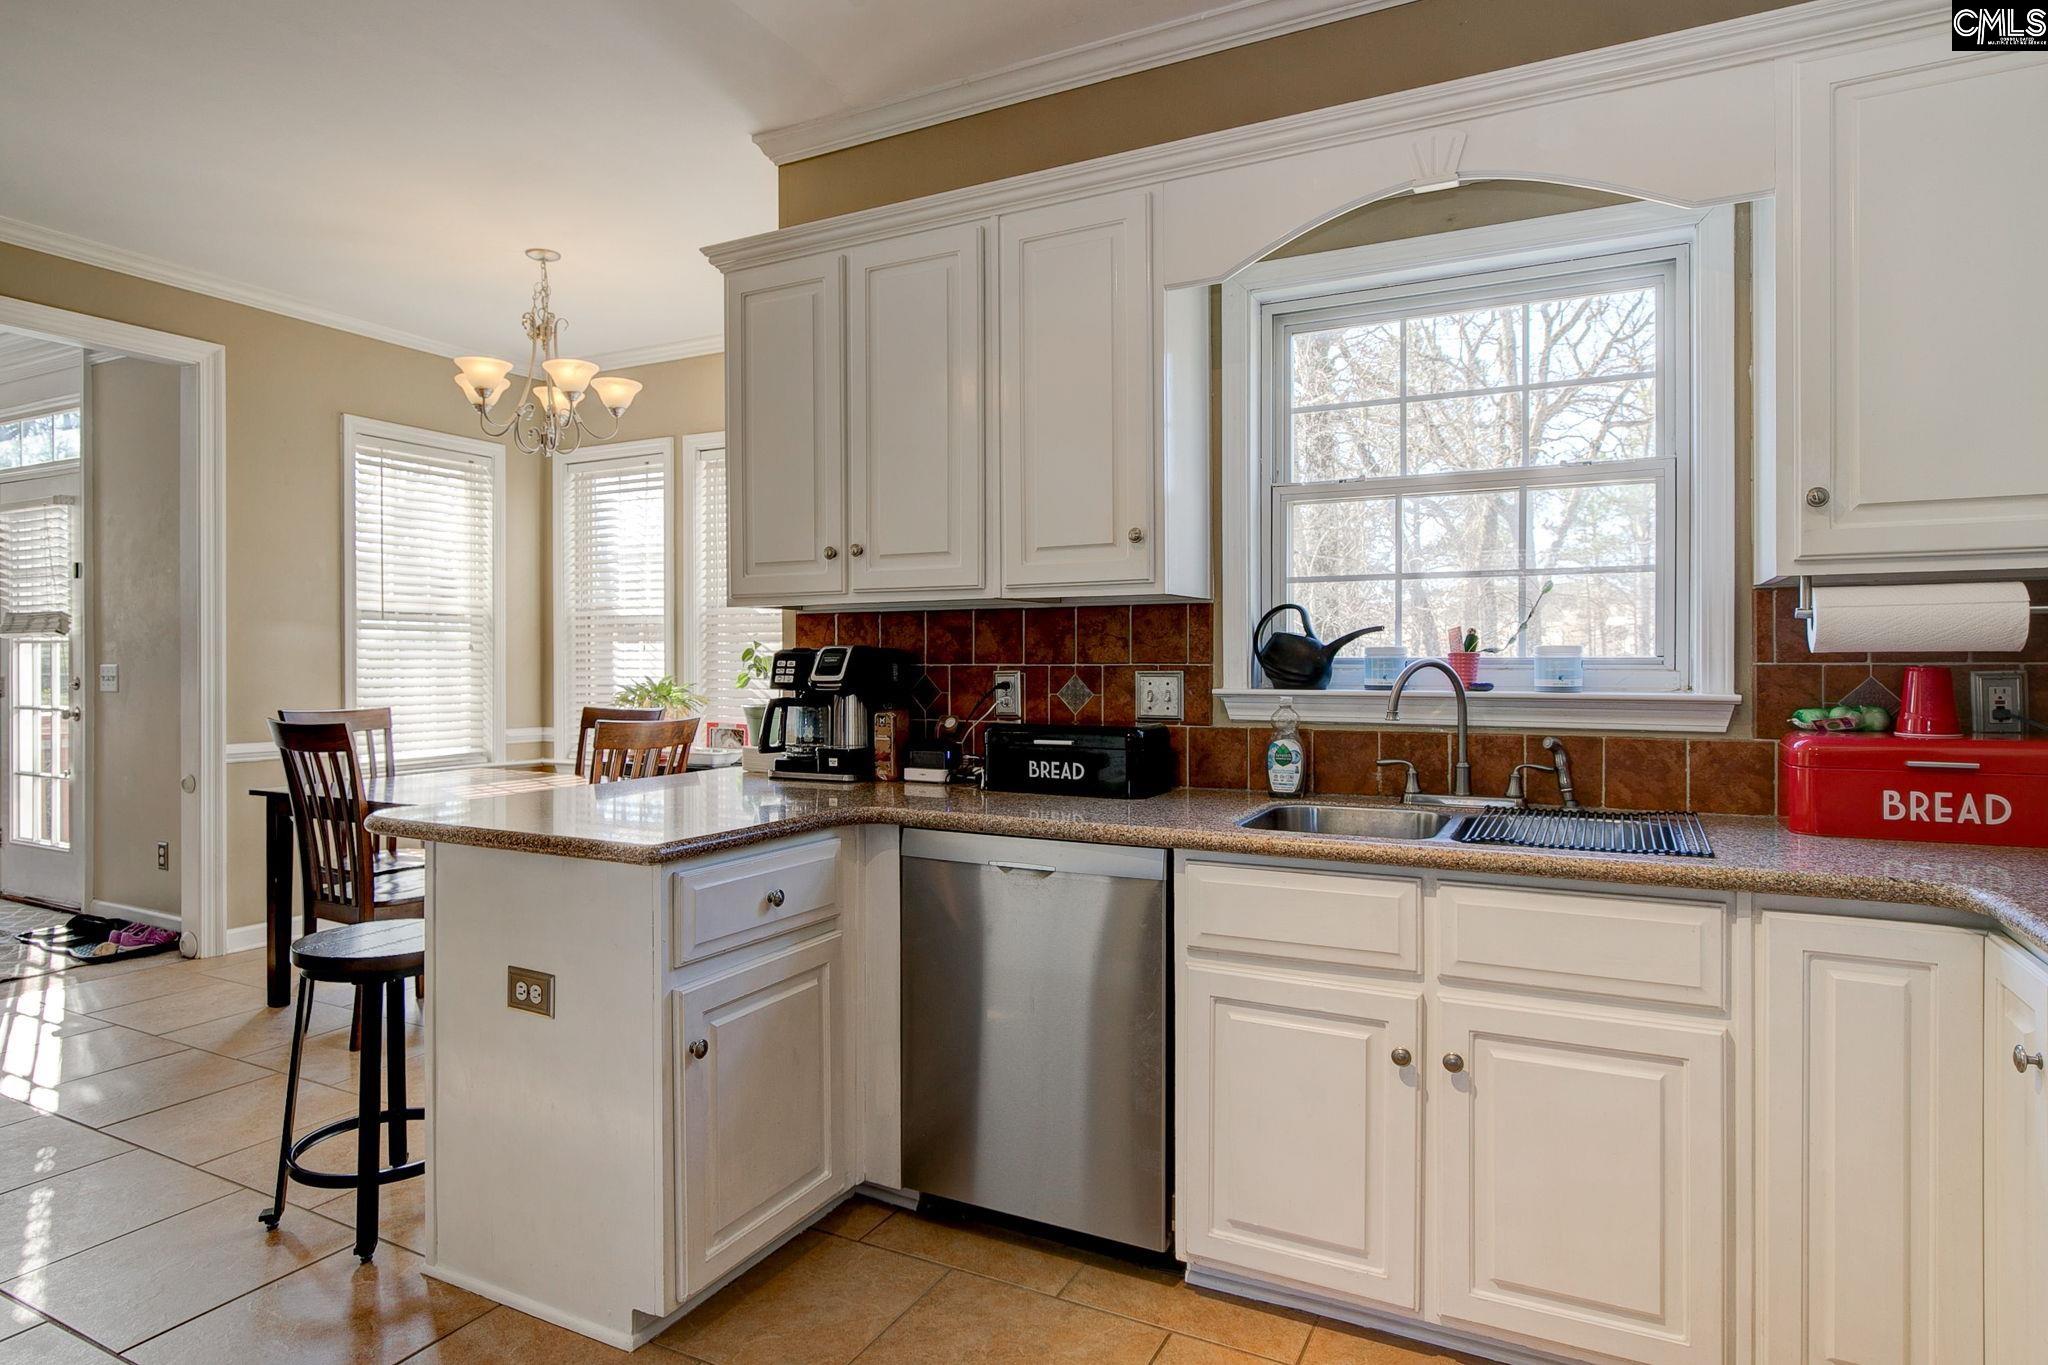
[613,675,704,719]
[735,642,773,744]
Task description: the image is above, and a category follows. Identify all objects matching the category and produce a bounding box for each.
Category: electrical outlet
[98,664,118,693]
[507,966,555,1018]
[156,841,169,871]
[1135,669,1185,721]
[1973,669,2027,736]
[991,670,1023,719]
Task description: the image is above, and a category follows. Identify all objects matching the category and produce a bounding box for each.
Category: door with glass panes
[0,461,82,906]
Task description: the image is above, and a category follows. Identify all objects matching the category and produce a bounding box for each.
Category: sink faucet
[1386,658,1473,800]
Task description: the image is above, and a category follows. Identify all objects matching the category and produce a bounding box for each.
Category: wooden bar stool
[572,705,663,777]
[259,918,425,1263]
[586,716,699,783]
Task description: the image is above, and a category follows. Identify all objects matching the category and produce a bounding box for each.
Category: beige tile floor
[0,944,1478,1364]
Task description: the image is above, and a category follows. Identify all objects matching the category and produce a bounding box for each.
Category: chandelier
[452,248,643,457]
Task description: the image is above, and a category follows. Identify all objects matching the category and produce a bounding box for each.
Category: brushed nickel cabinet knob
[765,888,786,908]
[1127,527,1145,543]
[1390,1047,1413,1068]
[2015,1043,2044,1073]
[823,545,839,560]
[687,1039,709,1060]
[1442,1052,1465,1074]
[1804,486,1831,509]
[849,544,865,557]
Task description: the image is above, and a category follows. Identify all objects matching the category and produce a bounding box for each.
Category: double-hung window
[1225,203,1737,728]
[345,417,504,768]
[554,439,674,744]
[683,435,780,727]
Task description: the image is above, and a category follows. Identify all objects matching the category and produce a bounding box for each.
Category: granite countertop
[367,768,2048,954]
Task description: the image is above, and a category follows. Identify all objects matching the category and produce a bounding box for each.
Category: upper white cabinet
[1765,35,2048,579]
[1986,936,2048,1364]
[1757,912,1984,1364]
[726,253,847,602]
[845,224,987,596]
[997,189,1156,592]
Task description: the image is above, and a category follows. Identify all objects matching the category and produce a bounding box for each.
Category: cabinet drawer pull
[1442,1052,1465,1074]
[765,888,786,909]
[1390,1047,1412,1068]
[687,1038,709,1060]
[2016,1043,2044,1073]
[1905,760,1980,770]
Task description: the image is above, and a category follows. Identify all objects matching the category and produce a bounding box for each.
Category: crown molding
[0,213,469,358]
[710,0,1939,272]
[588,334,725,371]
[752,0,1420,165]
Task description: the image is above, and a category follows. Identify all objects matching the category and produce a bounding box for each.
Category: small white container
[1533,644,1585,691]
[1361,646,1407,686]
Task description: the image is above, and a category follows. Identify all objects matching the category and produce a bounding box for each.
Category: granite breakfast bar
[368,767,2048,1355]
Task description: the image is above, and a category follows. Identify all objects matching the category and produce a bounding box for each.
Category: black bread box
[983,725,1176,799]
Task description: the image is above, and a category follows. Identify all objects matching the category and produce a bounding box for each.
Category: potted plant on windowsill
[613,675,705,719]
[1448,580,1556,685]
[735,641,773,746]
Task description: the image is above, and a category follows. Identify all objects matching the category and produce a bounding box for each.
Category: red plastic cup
[1896,665,1962,739]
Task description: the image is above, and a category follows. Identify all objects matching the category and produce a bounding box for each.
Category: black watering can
[1254,604,1383,690]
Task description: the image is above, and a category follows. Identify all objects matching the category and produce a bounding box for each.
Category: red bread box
[1779,733,2048,847]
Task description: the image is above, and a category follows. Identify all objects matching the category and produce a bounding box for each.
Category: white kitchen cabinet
[997,189,1157,593]
[725,252,846,602]
[1430,995,1727,1365]
[1178,959,1422,1311]
[1757,913,1983,1364]
[845,224,987,595]
[674,926,850,1299]
[1986,936,2048,1365]
[1764,33,2048,578]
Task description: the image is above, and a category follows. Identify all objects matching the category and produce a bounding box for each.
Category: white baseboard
[224,922,267,955]
[89,899,180,932]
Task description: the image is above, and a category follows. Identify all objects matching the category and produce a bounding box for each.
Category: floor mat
[0,904,102,982]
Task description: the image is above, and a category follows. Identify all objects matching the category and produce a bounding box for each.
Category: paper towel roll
[1804,581,2033,654]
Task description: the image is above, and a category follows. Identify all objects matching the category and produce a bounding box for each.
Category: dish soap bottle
[1266,697,1305,796]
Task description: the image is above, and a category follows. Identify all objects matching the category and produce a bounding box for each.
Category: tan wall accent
[91,358,182,914]
[776,0,1805,225]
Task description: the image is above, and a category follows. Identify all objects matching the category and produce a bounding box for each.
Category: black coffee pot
[1253,604,1383,690]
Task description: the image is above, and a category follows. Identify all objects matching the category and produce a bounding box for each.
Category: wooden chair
[269,719,425,1036]
[586,717,699,784]
[572,705,664,777]
[278,707,418,872]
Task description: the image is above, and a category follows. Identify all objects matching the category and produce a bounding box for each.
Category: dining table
[247,753,739,1006]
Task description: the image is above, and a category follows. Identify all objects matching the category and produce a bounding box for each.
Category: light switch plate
[1135,670,1185,721]
[507,966,555,1018]
[98,664,118,693]
[1972,669,2026,737]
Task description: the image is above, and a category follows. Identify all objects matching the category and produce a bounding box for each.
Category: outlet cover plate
[991,670,1023,719]
[1135,670,1185,721]
[1972,669,2026,737]
[507,966,555,1018]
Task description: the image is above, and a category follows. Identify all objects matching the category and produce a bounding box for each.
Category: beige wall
[776,0,1805,225]
[90,358,184,915]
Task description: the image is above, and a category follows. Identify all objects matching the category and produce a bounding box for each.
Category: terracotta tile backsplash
[797,581,2048,817]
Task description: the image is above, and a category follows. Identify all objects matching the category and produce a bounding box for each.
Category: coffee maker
[759,645,915,782]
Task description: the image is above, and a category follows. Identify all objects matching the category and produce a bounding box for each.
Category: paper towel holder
[1789,575,2048,623]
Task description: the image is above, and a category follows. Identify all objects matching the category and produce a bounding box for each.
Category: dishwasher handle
[987,860,1058,877]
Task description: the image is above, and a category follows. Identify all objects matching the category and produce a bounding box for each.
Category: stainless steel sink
[1237,804,1450,840]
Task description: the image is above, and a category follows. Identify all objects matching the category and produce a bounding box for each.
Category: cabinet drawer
[670,836,842,966]
[1179,861,1419,971]
[1435,882,1727,1008]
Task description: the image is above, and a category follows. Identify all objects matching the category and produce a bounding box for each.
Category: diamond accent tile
[1056,674,1096,713]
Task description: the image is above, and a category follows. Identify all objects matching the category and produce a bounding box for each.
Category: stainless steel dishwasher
[900,829,1169,1251]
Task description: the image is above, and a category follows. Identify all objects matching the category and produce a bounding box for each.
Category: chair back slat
[279,707,401,858]
[587,718,699,785]
[573,706,665,776]
[270,719,376,919]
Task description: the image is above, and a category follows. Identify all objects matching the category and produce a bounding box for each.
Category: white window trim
[550,436,678,758]
[1217,201,1742,732]
[340,414,508,767]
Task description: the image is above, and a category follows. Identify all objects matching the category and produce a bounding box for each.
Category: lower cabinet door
[1758,914,1983,1365]
[675,929,847,1299]
[1178,960,1422,1311]
[1985,936,2048,1364]
[1430,996,1727,1365]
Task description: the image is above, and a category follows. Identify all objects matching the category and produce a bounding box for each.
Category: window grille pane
[562,455,667,720]
[1531,571,1656,657]
[1406,391,1523,475]
[1287,497,1395,578]
[1533,288,1656,382]
[1402,489,1520,574]
[53,410,80,461]
[1289,406,1398,482]
[1530,482,1658,569]
[1285,578,1396,657]
[1530,378,1655,464]
[693,452,782,726]
[1400,576,1519,657]
[1289,322,1400,406]
[0,426,16,469]
[1405,305,1521,395]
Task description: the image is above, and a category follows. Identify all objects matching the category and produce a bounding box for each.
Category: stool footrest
[282,1108,426,1190]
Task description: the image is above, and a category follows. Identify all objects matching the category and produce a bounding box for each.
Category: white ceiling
[0,0,1292,364]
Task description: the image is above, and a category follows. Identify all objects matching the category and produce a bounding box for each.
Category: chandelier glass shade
[454,248,643,457]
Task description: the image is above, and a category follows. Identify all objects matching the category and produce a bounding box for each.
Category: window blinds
[692,450,781,724]
[561,453,668,718]
[351,436,497,766]
[0,497,76,636]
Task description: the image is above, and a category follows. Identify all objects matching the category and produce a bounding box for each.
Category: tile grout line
[114,1216,374,1355]
[843,1266,959,1365]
